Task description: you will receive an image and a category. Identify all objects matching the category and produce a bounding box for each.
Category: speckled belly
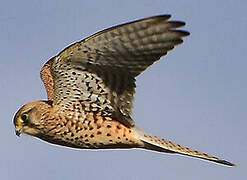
[41,112,143,149]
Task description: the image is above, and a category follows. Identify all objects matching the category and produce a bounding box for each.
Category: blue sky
[0,0,246,179]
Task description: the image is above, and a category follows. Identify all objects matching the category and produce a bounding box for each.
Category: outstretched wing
[40,15,189,127]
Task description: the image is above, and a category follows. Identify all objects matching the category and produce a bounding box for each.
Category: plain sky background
[1,0,246,179]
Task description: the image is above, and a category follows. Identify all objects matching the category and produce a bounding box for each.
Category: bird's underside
[14,15,235,167]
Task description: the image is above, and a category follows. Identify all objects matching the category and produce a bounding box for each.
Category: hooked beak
[14,112,23,137]
[15,128,22,137]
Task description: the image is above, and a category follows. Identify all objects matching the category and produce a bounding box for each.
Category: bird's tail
[133,127,235,166]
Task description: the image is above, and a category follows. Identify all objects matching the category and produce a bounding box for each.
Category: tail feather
[134,128,235,167]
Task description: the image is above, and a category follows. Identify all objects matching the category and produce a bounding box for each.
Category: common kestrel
[14,15,235,166]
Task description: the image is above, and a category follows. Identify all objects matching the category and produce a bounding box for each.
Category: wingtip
[147,14,171,21]
[180,30,190,37]
[154,14,172,18]
[169,20,186,27]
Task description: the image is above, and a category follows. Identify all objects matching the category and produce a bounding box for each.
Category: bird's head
[14,101,52,137]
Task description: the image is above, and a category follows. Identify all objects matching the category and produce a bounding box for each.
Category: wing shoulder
[40,59,55,100]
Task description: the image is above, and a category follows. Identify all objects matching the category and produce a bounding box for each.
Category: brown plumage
[14,15,235,166]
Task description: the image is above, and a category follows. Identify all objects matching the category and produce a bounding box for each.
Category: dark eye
[21,114,28,122]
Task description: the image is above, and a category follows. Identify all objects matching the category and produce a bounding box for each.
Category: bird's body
[16,101,143,150]
[14,15,235,166]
